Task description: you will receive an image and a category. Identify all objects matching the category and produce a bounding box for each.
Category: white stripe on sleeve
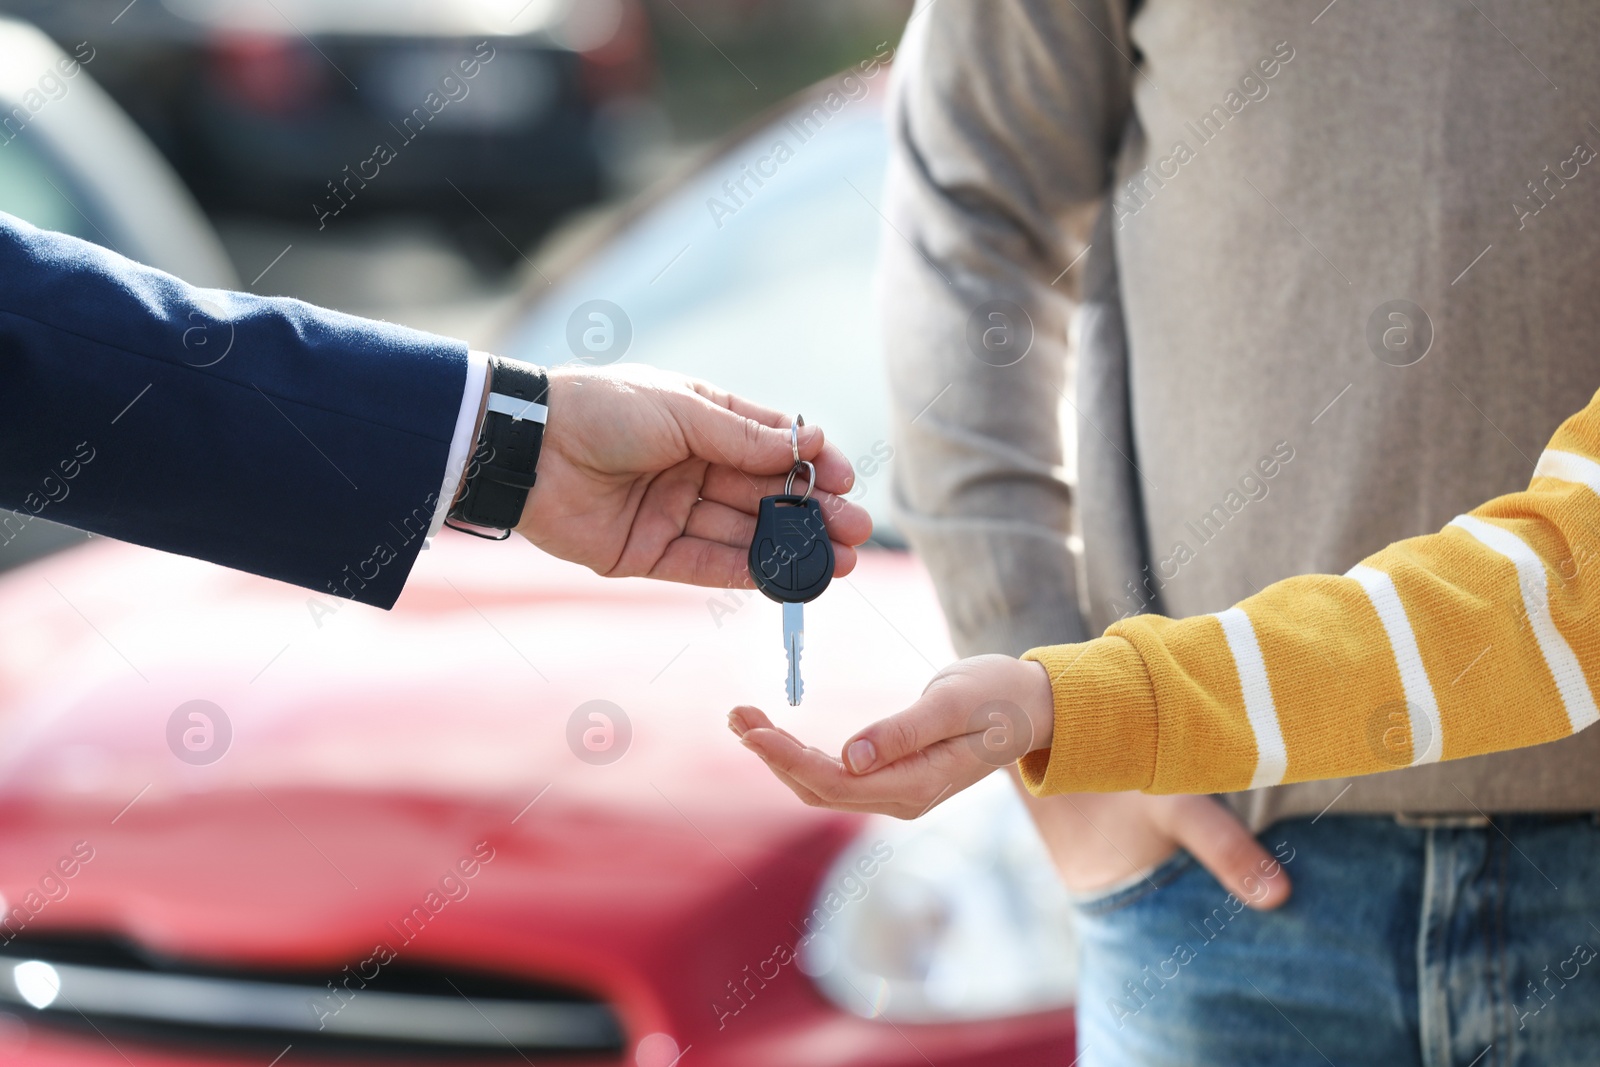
[1347,564,1444,764]
[1212,608,1288,788]
[1448,514,1600,733]
[1533,449,1600,496]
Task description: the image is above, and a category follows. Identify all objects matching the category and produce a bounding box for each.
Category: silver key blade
[783,601,805,706]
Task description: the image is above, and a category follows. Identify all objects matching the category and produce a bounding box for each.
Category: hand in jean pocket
[1012,786,1292,910]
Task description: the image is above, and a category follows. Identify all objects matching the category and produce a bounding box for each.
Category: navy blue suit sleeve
[0,212,468,608]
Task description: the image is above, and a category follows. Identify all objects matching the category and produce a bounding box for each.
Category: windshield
[499,94,899,543]
[0,134,101,242]
[0,131,104,573]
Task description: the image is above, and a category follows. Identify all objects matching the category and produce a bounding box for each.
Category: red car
[0,59,1080,1067]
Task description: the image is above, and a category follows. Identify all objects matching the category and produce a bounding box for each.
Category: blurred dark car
[0,16,236,570]
[0,0,654,261]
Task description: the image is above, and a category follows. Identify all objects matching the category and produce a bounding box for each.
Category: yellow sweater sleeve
[1018,387,1600,796]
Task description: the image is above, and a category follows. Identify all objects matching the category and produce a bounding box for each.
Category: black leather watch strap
[447,357,549,536]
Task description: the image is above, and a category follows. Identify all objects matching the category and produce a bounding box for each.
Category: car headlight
[797,772,1078,1022]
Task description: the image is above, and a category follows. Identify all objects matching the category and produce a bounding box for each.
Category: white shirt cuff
[426,348,492,544]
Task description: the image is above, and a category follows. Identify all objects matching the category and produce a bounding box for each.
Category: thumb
[676,395,826,476]
[1164,795,1292,910]
[844,656,1042,775]
[840,688,970,775]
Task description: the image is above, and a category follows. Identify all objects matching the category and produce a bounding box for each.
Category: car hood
[0,532,953,802]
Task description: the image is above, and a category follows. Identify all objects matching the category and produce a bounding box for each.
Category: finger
[740,739,827,806]
[731,709,834,804]
[744,722,964,812]
[1164,795,1292,910]
[704,394,856,494]
[687,388,859,502]
[685,498,756,548]
[687,499,866,572]
[737,707,935,808]
[645,535,858,588]
[728,705,764,735]
[736,448,857,502]
[730,705,807,748]
[683,382,855,487]
[687,381,794,433]
[838,688,972,775]
[740,725,883,807]
[737,733,897,813]
[747,751,903,813]
[800,438,857,502]
[675,389,856,492]
[700,467,873,547]
[645,535,754,588]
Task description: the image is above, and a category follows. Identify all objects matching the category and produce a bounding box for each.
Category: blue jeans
[1072,814,1600,1067]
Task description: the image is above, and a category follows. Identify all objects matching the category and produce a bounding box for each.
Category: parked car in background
[0,58,1082,1066]
[0,0,655,264]
[499,46,903,538]
[0,18,234,285]
[0,16,237,571]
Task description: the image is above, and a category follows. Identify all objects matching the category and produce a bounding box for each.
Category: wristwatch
[446,356,550,539]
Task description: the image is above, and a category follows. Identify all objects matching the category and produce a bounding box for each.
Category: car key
[748,421,835,705]
[749,490,834,704]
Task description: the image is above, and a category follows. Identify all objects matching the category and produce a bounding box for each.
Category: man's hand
[1013,790,1291,910]
[512,365,871,588]
[731,654,1054,819]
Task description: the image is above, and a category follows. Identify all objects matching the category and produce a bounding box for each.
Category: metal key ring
[785,460,816,502]
[790,414,804,467]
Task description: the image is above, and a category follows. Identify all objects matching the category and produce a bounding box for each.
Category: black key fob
[749,494,834,604]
